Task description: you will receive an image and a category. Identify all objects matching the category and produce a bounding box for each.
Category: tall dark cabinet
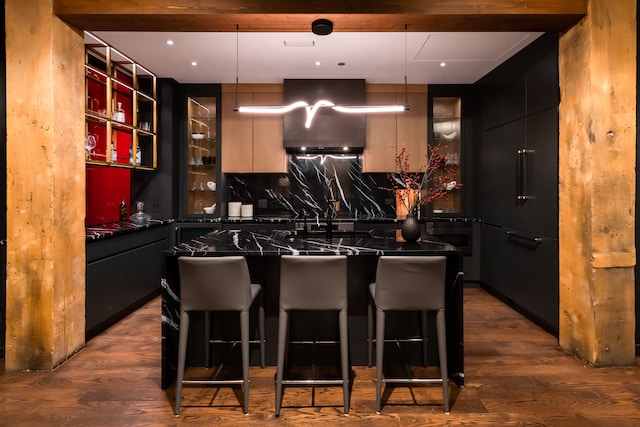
[475,33,560,334]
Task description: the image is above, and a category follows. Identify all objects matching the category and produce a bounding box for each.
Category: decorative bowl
[191,133,205,140]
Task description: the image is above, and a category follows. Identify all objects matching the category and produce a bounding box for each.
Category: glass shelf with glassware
[84,31,157,170]
[184,96,219,215]
[429,96,463,215]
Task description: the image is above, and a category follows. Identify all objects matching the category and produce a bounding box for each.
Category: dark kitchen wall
[474,32,560,334]
[131,78,181,220]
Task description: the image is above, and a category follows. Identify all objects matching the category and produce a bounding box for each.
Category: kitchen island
[161,228,464,389]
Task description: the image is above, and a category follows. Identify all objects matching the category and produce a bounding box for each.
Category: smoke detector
[311,19,333,36]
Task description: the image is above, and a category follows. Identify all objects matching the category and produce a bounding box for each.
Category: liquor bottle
[111,142,117,163]
[116,102,125,122]
[119,198,127,222]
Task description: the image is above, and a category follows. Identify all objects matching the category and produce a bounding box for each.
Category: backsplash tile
[227,155,396,218]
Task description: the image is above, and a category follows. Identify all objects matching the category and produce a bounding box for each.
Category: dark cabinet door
[477,127,505,225]
[480,224,505,294]
[502,74,526,124]
[501,118,527,231]
[503,230,559,332]
[526,46,560,116]
[524,108,559,238]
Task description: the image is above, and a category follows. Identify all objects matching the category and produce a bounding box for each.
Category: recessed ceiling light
[166,40,174,46]
[440,62,447,67]
[191,61,198,67]
[315,61,321,66]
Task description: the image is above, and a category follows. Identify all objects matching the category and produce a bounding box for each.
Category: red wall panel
[86,166,131,226]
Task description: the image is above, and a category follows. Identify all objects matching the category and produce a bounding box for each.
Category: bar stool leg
[436,309,450,413]
[204,311,211,368]
[240,310,250,414]
[275,308,289,417]
[375,309,385,414]
[420,310,428,367]
[367,294,374,367]
[259,290,266,368]
[339,309,350,414]
[174,310,190,416]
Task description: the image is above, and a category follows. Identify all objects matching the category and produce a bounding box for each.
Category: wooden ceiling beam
[54,0,586,32]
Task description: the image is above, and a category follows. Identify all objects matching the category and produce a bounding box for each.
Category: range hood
[283,79,366,153]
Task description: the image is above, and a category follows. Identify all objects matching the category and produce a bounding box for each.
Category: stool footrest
[287,339,341,345]
[208,339,263,345]
[181,379,245,385]
[282,379,346,386]
[382,377,444,384]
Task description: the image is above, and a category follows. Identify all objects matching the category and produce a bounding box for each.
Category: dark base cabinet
[86,225,169,339]
[481,224,559,334]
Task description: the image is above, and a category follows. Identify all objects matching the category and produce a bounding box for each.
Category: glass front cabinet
[429,95,463,216]
[84,32,157,170]
[180,87,221,217]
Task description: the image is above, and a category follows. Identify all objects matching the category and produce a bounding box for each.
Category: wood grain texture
[53,0,587,32]
[558,0,637,366]
[5,0,86,370]
[1,288,638,425]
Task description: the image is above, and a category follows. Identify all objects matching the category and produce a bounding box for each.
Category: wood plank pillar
[558,0,637,365]
[5,0,86,370]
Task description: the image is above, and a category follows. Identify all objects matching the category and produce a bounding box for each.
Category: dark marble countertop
[165,228,459,257]
[86,219,174,241]
[86,215,480,242]
[176,215,480,224]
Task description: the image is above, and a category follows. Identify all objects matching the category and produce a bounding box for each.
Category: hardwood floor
[1,287,638,426]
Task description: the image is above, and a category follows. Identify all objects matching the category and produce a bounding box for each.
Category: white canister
[228,202,242,217]
[241,204,254,218]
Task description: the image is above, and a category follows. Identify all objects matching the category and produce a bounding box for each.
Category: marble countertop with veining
[165,228,459,257]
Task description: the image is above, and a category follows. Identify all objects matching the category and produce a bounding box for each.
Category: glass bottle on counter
[130,201,151,224]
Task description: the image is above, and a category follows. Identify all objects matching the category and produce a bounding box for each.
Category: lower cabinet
[86,225,170,339]
[481,223,558,334]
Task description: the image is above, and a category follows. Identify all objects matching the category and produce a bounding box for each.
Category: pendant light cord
[235,25,239,109]
[404,24,409,108]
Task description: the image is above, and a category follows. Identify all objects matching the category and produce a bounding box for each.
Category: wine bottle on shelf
[119,198,127,222]
[111,142,117,163]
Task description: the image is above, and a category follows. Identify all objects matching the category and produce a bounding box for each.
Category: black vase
[401,214,421,242]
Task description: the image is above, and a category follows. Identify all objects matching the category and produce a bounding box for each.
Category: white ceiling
[92,31,543,85]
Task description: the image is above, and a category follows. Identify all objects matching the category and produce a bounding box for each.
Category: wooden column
[558,0,637,365]
[5,0,86,369]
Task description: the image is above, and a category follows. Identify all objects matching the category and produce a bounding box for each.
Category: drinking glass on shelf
[84,135,96,160]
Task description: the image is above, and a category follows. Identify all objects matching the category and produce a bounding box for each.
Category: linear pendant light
[233,23,410,126]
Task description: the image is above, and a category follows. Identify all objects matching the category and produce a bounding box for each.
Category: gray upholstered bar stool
[276,255,350,416]
[174,256,265,416]
[367,255,450,413]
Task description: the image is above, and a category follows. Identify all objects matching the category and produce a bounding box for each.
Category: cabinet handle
[507,230,542,248]
[516,149,535,202]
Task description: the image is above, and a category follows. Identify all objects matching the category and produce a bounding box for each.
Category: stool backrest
[374,256,447,311]
[280,255,348,310]
[178,256,253,312]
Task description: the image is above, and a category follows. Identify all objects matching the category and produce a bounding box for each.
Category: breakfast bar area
[161,228,464,392]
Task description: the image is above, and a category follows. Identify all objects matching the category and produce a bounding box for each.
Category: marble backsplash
[227,154,398,219]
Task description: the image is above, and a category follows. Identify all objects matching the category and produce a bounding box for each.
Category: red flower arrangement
[380,143,462,216]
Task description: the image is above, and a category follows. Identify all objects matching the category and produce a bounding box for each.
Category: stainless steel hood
[283,79,366,153]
